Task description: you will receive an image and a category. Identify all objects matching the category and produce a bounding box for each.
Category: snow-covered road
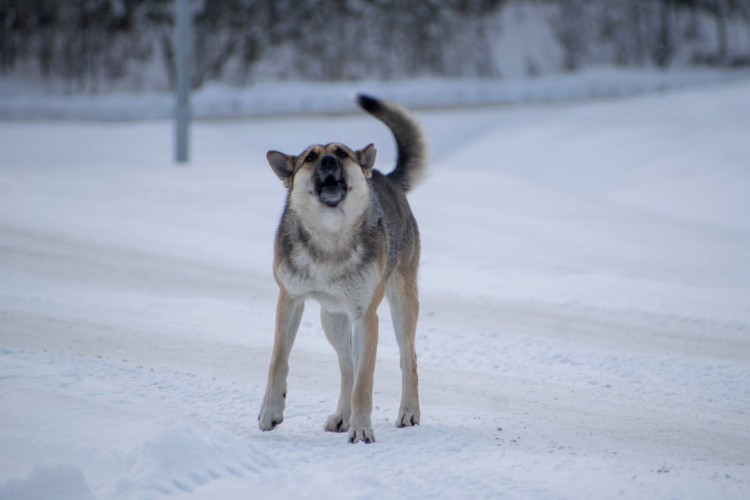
[1,80,749,498]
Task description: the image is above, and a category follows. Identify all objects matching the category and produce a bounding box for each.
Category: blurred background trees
[1,0,749,92]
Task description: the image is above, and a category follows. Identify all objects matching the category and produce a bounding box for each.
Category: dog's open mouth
[316,174,348,207]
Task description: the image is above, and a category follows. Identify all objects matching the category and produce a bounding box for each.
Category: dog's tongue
[317,172,347,207]
[319,183,346,207]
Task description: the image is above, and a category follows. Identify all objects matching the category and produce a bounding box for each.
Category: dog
[258,94,426,444]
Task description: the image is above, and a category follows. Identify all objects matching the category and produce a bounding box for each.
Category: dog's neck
[288,190,371,256]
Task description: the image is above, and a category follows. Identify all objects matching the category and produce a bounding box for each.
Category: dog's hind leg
[321,309,353,433]
[259,289,304,431]
[387,272,421,427]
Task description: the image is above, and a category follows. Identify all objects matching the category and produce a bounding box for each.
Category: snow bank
[1,68,749,121]
[0,466,95,500]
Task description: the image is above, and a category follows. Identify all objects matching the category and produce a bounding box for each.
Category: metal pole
[174,0,191,164]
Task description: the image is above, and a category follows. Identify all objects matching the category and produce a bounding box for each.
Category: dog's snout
[319,155,339,174]
[315,153,347,207]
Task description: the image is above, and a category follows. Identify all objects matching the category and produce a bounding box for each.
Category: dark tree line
[0,0,748,92]
[0,0,505,91]
[553,0,750,71]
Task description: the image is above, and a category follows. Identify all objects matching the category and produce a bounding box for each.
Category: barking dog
[258,94,427,444]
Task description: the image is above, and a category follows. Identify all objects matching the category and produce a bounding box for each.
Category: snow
[1,77,750,498]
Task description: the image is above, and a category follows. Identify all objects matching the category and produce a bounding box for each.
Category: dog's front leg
[321,310,353,433]
[348,307,380,444]
[259,289,304,431]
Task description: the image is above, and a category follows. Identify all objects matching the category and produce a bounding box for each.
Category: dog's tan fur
[258,95,425,443]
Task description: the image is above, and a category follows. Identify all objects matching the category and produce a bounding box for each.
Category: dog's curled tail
[357,94,427,193]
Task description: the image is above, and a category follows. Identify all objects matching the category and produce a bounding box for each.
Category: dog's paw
[258,400,284,431]
[396,405,420,428]
[348,426,376,444]
[323,413,350,433]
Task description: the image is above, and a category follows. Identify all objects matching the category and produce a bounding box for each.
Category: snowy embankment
[2,67,750,121]
[1,79,749,498]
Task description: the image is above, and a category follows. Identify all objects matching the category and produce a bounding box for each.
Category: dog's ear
[356,143,377,177]
[267,150,295,188]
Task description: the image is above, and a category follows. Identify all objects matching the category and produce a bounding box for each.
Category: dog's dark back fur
[368,171,420,276]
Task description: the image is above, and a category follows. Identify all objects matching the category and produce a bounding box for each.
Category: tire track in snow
[0,224,273,300]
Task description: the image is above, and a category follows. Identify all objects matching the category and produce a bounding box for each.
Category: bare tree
[654,0,675,67]
[552,0,590,71]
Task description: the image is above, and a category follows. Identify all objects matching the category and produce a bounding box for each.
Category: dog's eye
[335,149,348,159]
[304,152,318,163]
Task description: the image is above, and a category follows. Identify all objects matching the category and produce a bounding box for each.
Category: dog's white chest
[277,245,378,314]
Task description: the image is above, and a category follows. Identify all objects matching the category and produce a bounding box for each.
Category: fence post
[174,0,192,164]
